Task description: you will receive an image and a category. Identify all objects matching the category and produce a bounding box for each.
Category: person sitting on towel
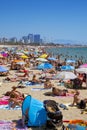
[30,74,42,84]
[70,90,87,109]
[6,86,24,108]
[44,78,53,89]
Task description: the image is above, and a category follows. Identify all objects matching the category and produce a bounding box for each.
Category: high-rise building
[28,34,34,43]
[34,34,40,43]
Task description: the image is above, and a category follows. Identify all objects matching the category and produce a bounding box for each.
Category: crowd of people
[0,45,87,128]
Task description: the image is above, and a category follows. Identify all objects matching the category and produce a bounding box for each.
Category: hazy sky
[0,0,87,42]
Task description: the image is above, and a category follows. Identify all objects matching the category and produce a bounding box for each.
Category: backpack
[78,100,86,109]
[44,100,63,121]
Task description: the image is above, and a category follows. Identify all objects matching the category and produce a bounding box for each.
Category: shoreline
[0,44,87,48]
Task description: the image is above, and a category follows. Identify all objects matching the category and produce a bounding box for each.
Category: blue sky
[0,0,87,43]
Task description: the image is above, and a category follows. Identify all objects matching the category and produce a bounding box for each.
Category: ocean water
[45,47,87,63]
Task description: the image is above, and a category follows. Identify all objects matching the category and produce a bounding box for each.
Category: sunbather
[5,86,24,108]
[52,87,76,96]
[30,74,42,84]
[44,78,53,89]
[70,90,87,109]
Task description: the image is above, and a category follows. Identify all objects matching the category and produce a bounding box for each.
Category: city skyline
[0,0,87,43]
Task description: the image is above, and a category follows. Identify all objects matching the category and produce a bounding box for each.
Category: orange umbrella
[13,59,23,63]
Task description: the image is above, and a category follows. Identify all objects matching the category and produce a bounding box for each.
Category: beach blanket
[0,120,28,130]
[56,93,74,98]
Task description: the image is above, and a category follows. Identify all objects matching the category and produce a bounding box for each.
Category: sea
[45,47,87,63]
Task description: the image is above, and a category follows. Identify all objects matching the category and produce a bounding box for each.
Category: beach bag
[44,100,63,128]
[22,95,47,127]
[78,100,86,109]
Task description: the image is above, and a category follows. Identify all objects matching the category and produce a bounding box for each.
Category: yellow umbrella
[39,54,48,58]
[21,55,29,59]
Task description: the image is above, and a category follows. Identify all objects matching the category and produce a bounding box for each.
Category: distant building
[10,37,17,43]
[28,34,33,43]
[34,34,40,43]
[22,36,28,44]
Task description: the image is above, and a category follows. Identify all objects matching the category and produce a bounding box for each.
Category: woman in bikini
[8,86,24,108]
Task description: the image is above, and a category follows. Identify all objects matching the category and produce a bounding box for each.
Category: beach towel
[31,87,52,91]
[54,93,74,98]
[0,120,28,130]
[19,81,42,87]
[0,96,9,105]
[0,104,21,110]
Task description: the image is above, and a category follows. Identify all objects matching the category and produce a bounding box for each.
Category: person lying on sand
[49,87,76,96]
[44,87,76,97]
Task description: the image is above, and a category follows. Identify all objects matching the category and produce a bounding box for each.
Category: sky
[0,0,87,43]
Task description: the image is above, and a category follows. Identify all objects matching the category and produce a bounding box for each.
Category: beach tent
[37,62,53,70]
[22,95,47,127]
[61,65,75,71]
[0,66,9,72]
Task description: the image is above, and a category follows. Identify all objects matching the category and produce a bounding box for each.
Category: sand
[0,68,87,130]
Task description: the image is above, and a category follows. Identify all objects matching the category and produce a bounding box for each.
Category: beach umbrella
[37,62,53,70]
[66,59,75,63]
[54,71,77,80]
[48,57,57,61]
[1,53,8,57]
[13,59,22,63]
[39,54,48,58]
[16,61,26,65]
[0,66,9,72]
[61,65,75,71]
[21,55,29,59]
[79,64,87,68]
[36,58,48,62]
[16,52,24,55]
[75,68,87,74]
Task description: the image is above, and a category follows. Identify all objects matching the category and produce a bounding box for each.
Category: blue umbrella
[66,59,75,63]
[37,63,53,70]
[48,57,57,61]
[0,66,9,72]
[61,65,75,71]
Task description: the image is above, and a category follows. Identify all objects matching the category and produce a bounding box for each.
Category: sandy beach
[0,46,87,130]
[0,68,87,129]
